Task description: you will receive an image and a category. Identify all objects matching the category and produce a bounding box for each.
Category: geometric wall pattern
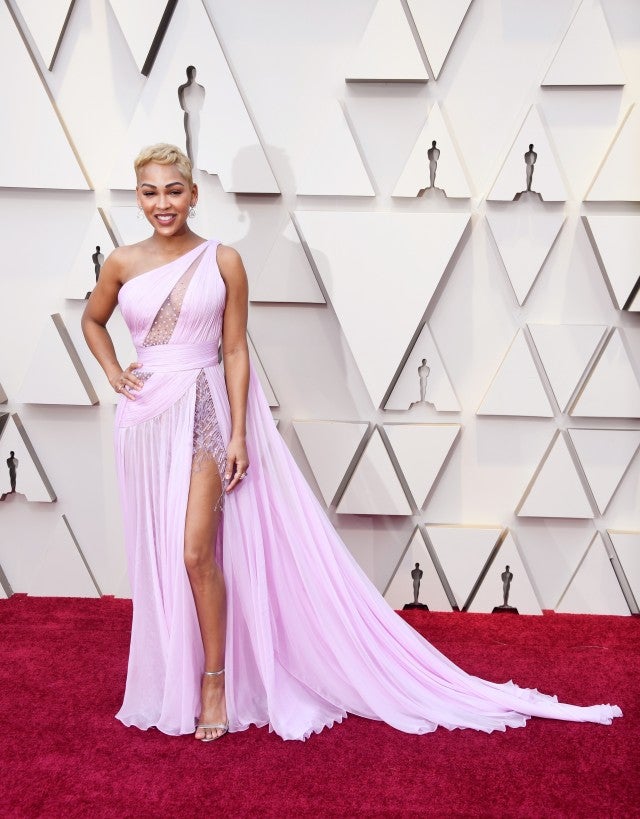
[426,525,503,611]
[488,106,569,202]
[345,0,428,83]
[383,527,452,611]
[586,105,640,202]
[13,0,76,70]
[392,102,471,198]
[570,330,640,418]
[467,531,542,615]
[0,414,56,502]
[556,533,631,616]
[528,324,607,412]
[0,0,88,189]
[406,0,473,80]
[486,204,565,305]
[296,211,470,408]
[18,314,99,406]
[608,531,640,608]
[65,210,118,300]
[517,432,594,519]
[2,2,639,617]
[108,0,176,76]
[384,322,461,412]
[583,215,640,311]
[568,429,640,515]
[109,0,278,192]
[251,217,325,304]
[477,330,554,418]
[542,0,625,87]
[295,101,375,196]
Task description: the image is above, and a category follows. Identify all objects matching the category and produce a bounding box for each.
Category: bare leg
[184,458,227,740]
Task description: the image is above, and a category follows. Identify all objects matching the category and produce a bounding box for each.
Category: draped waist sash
[135,343,220,373]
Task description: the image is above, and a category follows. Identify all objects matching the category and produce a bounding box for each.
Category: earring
[189,206,196,219]
[137,205,143,219]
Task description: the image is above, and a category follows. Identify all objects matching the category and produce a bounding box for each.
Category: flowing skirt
[115,362,622,739]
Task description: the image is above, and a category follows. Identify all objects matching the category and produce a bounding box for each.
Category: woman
[83,144,621,743]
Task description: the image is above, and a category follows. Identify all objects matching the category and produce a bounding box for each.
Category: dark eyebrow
[139,181,185,189]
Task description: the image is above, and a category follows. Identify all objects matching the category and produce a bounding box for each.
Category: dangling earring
[137,204,143,219]
[189,205,196,219]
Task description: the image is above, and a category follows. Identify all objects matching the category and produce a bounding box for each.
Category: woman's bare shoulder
[104,242,149,283]
[216,244,246,282]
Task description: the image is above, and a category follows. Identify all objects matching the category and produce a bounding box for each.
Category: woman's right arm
[81,249,143,400]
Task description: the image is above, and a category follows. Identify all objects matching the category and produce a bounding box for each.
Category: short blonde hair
[134,143,193,187]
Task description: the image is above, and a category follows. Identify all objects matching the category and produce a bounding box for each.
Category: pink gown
[114,239,622,740]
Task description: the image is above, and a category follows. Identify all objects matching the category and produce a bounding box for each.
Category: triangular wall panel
[0,383,6,404]
[247,333,278,408]
[0,413,56,502]
[27,515,101,597]
[425,525,503,610]
[542,0,624,87]
[0,1,88,189]
[608,531,640,607]
[406,0,472,79]
[468,532,542,615]
[528,324,607,411]
[108,0,175,75]
[384,527,452,611]
[486,204,565,305]
[556,533,629,615]
[583,215,640,311]
[65,210,118,300]
[13,0,75,70]
[586,105,640,202]
[568,428,640,514]
[477,330,554,418]
[109,0,278,192]
[384,323,460,411]
[383,423,460,508]
[296,101,375,196]
[346,0,428,82]
[18,314,99,406]
[488,106,568,201]
[251,217,325,303]
[517,432,594,518]
[571,330,640,418]
[293,420,368,506]
[392,102,471,198]
[337,428,412,515]
[296,211,469,409]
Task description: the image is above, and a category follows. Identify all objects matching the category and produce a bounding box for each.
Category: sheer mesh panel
[134,248,227,505]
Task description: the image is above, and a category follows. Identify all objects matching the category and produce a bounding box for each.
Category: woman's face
[136,162,197,237]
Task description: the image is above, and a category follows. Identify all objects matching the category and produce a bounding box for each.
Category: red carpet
[0,596,637,818]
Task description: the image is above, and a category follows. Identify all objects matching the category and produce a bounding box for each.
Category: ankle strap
[204,668,225,676]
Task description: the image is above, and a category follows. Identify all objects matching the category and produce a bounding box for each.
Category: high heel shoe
[195,668,229,742]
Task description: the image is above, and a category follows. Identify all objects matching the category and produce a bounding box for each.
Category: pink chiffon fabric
[114,240,622,740]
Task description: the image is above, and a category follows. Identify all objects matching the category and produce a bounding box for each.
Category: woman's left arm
[218,244,250,493]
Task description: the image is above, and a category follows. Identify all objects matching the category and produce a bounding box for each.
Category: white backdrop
[0,0,639,614]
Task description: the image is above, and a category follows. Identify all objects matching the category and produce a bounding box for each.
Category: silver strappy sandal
[195,668,229,742]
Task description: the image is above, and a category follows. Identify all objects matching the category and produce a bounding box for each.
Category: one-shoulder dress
[113,239,622,740]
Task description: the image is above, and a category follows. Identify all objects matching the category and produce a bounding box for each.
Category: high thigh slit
[114,239,622,739]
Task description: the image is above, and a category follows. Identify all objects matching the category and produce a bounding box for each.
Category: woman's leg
[184,458,227,740]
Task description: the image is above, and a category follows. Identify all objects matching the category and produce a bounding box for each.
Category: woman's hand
[110,362,144,400]
[224,435,249,493]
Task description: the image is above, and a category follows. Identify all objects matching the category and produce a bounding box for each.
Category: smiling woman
[81,143,621,747]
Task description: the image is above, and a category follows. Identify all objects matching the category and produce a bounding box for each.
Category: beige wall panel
[384,527,451,611]
[293,420,368,507]
[556,533,630,615]
[542,0,624,87]
[468,531,542,615]
[346,0,428,82]
[425,524,503,610]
